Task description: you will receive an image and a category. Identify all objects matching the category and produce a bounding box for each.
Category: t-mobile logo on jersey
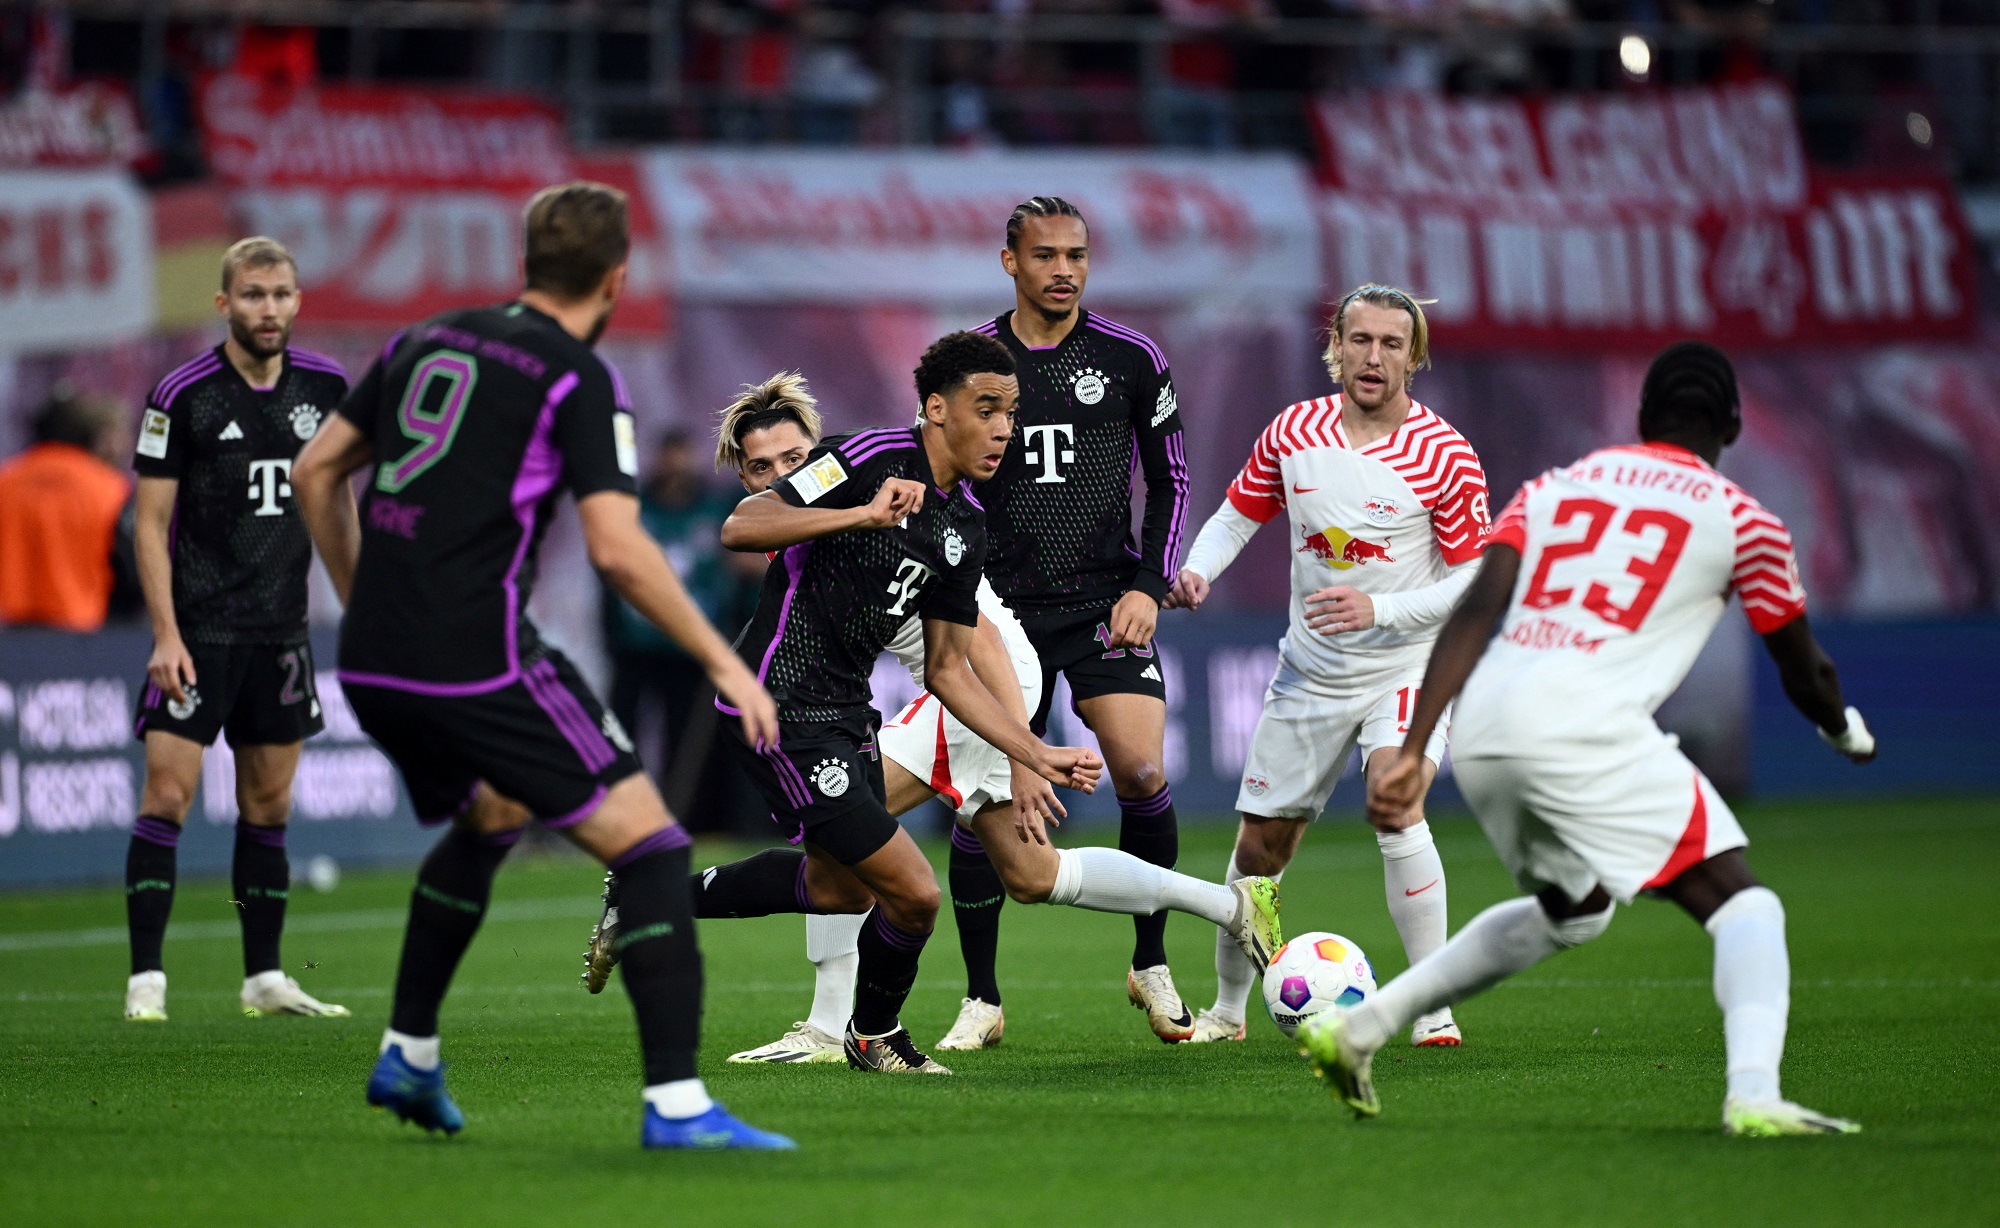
[1020,422,1076,484]
[247,458,294,517]
[884,558,935,616]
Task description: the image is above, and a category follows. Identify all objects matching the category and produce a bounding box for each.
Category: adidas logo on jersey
[1140,664,1162,682]
[218,420,244,441]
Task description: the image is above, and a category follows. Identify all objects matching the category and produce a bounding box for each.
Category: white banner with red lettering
[0,168,152,351]
[201,77,666,334]
[1312,83,1978,349]
[639,149,1322,307]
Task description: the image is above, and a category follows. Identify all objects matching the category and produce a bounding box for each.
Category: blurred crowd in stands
[0,0,1976,177]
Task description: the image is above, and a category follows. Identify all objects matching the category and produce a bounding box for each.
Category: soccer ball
[1261,931,1376,1040]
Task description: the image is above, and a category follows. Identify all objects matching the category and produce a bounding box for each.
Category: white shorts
[878,602,1042,823]
[1234,655,1450,820]
[1452,727,1748,905]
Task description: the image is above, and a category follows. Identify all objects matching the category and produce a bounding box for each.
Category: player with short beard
[122,237,352,1024]
[1170,285,1491,1047]
[958,196,1198,1045]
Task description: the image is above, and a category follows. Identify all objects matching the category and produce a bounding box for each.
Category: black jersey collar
[997,307,1087,355]
[217,342,290,394]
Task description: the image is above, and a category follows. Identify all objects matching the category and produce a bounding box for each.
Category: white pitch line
[0,897,598,953]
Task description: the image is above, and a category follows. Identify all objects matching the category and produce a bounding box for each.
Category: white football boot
[1411,1008,1463,1047]
[1186,1007,1248,1043]
[935,998,1005,1051]
[726,1021,845,1064]
[1723,1096,1861,1137]
[241,971,350,1018]
[1126,964,1196,1043]
[124,971,167,1022]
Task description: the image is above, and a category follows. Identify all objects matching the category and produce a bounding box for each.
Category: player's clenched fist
[1035,745,1103,793]
[1165,568,1209,611]
[147,636,197,704]
[859,476,926,529]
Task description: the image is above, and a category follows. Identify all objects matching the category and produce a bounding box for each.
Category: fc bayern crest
[943,528,965,566]
[811,758,851,798]
[291,404,322,440]
[1072,368,1106,405]
[1361,496,1400,526]
[167,687,201,721]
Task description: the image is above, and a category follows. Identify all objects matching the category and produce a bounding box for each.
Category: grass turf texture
[2,798,1996,1227]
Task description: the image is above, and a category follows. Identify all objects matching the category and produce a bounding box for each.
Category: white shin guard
[1378,820,1449,966]
[1211,853,1263,1023]
[1048,847,1234,927]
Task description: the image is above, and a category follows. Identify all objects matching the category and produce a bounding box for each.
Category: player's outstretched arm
[964,615,1064,843]
[1759,614,1876,763]
[1367,544,1521,826]
[718,479,925,552]
[133,476,194,703]
[292,414,370,605]
[923,618,1102,796]
[578,491,779,749]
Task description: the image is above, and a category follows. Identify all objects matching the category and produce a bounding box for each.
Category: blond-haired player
[1168,285,1490,1046]
[1306,341,1871,1137]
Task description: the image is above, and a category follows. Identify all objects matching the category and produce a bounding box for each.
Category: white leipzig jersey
[1226,395,1491,683]
[1454,441,1808,755]
[883,577,1014,687]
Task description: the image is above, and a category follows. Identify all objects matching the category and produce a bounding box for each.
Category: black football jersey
[132,345,349,645]
[973,309,1189,616]
[735,427,985,724]
[335,303,638,689]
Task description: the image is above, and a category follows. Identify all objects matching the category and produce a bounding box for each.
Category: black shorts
[1018,606,1168,736]
[343,649,642,827]
[133,640,325,747]
[722,711,898,866]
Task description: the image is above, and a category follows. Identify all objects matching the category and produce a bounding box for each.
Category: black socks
[388,824,515,1036]
[612,836,702,1086]
[233,821,289,977]
[851,905,931,1036]
[691,847,816,918]
[1118,786,1179,970]
[126,815,181,975]
[948,824,1005,1006]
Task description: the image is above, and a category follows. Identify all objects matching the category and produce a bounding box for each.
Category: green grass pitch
[3,798,1996,1226]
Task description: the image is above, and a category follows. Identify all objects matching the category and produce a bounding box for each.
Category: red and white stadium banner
[1312,83,1978,349]
[0,167,154,351]
[0,83,147,169]
[638,149,1323,307]
[200,77,666,335]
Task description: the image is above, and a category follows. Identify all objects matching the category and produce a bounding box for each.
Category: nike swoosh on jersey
[1292,483,1318,493]
[1404,879,1440,896]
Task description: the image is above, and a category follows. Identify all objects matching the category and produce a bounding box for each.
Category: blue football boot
[366,1045,465,1136]
[642,1102,797,1151]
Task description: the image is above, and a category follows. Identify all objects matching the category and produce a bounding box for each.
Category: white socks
[1211,853,1264,1024]
[1347,895,1608,1052]
[1046,847,1235,927]
[643,1078,714,1120]
[1706,886,1789,1104]
[804,912,863,1038]
[1378,821,1449,967]
[381,1029,439,1071]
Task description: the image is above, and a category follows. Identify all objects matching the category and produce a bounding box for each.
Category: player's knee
[1539,901,1614,948]
[1115,759,1165,796]
[140,777,195,823]
[237,783,292,827]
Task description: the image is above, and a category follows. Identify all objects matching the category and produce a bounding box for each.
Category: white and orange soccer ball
[1261,931,1377,1040]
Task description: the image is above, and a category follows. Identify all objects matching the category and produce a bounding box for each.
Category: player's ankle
[381,1028,440,1070]
[642,1078,713,1120]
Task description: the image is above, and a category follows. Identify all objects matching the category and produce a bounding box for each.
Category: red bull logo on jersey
[1299,524,1395,570]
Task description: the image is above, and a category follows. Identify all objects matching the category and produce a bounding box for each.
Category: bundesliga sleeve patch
[613,412,638,477]
[136,408,171,459]
[789,453,849,504]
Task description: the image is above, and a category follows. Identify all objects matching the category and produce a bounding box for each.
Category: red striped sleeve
[1224,407,1297,524]
[1729,491,1807,634]
[1488,485,1532,552]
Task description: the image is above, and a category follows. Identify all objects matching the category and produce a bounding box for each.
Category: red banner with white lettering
[1311,83,1977,350]
[200,77,666,335]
